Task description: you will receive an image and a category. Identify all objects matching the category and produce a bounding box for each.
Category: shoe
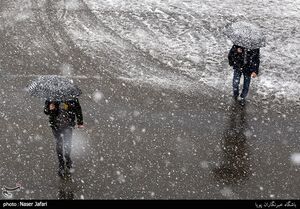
[66,160,74,177]
[239,98,246,106]
[65,169,72,179]
[66,159,73,170]
[58,169,65,179]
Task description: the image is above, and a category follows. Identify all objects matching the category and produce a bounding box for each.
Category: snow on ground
[71,0,300,104]
[1,0,299,105]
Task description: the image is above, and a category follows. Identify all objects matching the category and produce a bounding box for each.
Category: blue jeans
[52,127,73,169]
[232,69,251,99]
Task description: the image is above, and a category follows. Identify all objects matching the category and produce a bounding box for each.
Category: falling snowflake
[290,153,300,165]
[93,90,104,103]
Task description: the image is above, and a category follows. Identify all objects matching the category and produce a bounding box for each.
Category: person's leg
[52,128,65,176]
[240,73,252,99]
[62,127,73,170]
[232,69,242,99]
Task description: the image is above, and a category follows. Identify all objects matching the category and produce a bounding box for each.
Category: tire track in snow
[30,0,101,77]
[78,0,195,80]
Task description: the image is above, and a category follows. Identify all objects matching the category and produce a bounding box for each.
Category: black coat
[228,45,260,76]
[44,98,83,129]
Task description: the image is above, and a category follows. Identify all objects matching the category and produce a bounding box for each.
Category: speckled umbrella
[225,21,266,49]
[27,75,82,101]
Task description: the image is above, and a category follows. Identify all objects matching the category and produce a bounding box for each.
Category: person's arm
[250,49,260,75]
[228,45,235,66]
[74,98,83,126]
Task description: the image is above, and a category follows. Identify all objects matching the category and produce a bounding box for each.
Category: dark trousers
[232,68,252,99]
[52,127,73,170]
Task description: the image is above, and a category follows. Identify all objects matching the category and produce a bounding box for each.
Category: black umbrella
[27,75,82,101]
[225,21,266,49]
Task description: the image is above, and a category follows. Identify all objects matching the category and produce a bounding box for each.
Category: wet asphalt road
[0,0,300,199]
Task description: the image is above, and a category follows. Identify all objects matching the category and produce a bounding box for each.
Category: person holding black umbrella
[44,98,84,179]
[228,45,260,106]
[27,75,84,179]
[225,21,265,106]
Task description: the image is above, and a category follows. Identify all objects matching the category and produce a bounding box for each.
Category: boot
[58,165,65,179]
[65,158,73,177]
[239,98,246,106]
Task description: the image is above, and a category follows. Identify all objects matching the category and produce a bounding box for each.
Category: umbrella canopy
[225,21,266,49]
[27,75,82,101]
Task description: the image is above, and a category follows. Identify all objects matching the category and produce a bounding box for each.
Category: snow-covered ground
[1,0,299,104]
[58,0,300,104]
[1,0,300,200]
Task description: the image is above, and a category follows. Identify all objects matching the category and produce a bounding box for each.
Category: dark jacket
[44,98,83,129]
[228,45,260,76]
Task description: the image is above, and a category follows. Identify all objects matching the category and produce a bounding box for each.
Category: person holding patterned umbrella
[228,45,260,106]
[44,98,84,178]
[225,21,265,106]
[27,75,84,179]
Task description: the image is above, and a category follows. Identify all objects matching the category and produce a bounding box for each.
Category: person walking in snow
[44,98,84,179]
[228,45,260,106]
